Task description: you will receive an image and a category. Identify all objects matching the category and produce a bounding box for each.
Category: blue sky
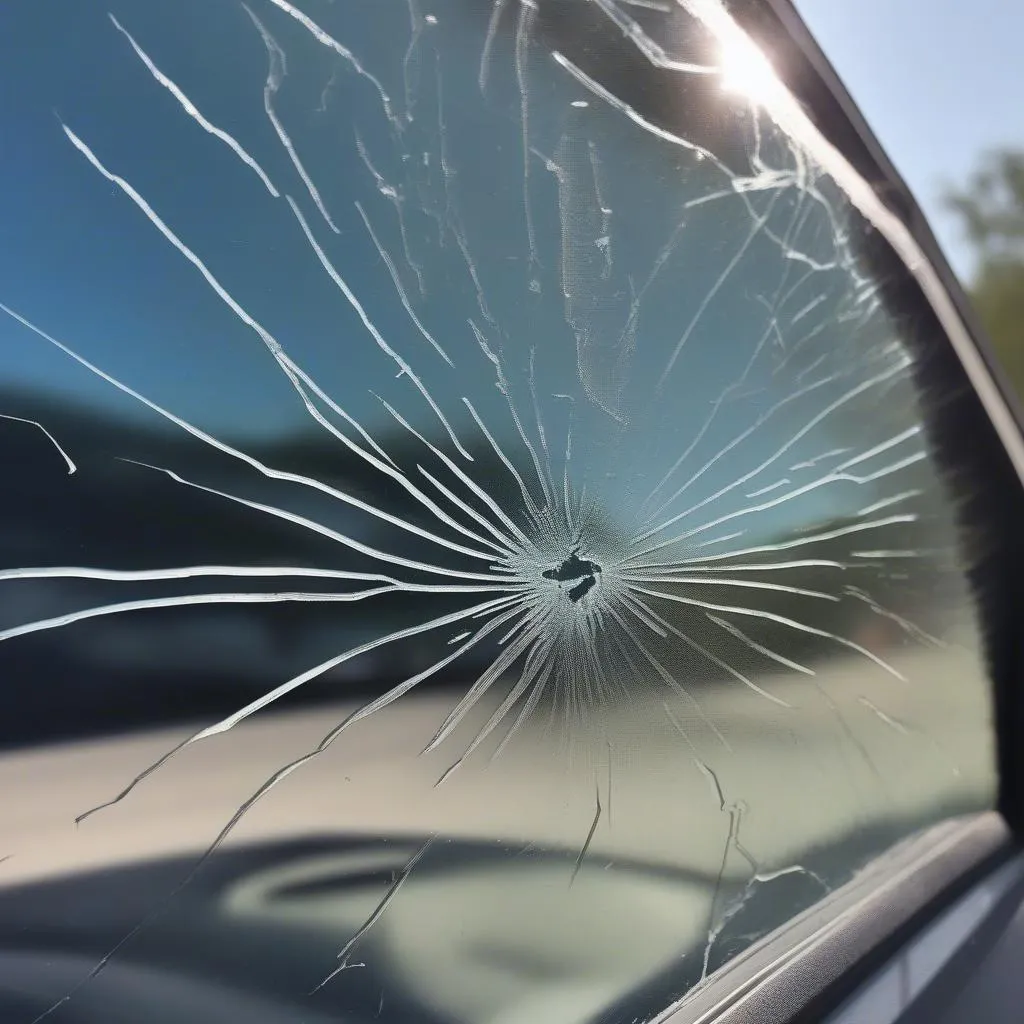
[795,0,1024,283]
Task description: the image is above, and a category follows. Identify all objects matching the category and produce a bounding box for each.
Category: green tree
[943,149,1024,394]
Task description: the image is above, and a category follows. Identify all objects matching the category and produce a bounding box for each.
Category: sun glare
[717,33,783,104]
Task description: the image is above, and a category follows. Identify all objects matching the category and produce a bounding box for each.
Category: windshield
[0,2,998,1023]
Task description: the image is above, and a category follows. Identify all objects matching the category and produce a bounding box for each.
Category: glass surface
[0,2,997,1022]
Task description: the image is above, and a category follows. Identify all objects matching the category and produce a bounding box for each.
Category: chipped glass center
[542,547,603,603]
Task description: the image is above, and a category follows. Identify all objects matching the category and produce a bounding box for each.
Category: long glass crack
[0,2,996,1023]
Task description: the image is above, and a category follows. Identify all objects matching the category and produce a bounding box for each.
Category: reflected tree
[944,149,1024,393]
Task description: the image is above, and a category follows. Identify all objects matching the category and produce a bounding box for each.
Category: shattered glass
[0,1,998,1022]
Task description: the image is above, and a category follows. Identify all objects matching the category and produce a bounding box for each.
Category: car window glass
[0,2,998,1022]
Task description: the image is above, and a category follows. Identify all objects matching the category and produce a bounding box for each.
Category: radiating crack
[0,413,76,475]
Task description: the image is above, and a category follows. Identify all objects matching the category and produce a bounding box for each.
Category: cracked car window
[0,1,998,1022]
